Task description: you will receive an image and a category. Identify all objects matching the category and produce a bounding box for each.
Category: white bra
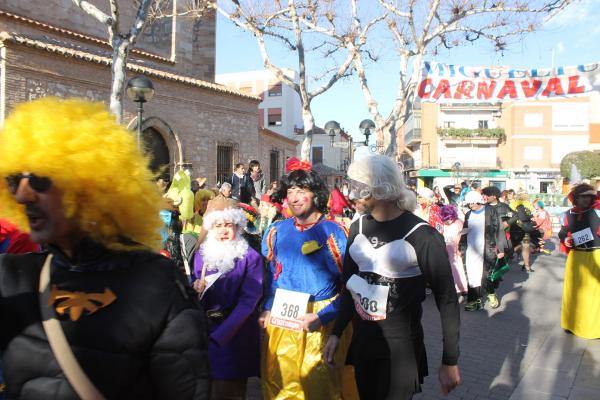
[349,215,426,279]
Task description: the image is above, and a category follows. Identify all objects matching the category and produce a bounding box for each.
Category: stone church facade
[0,0,297,186]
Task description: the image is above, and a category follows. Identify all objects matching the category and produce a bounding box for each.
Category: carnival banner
[417,61,600,103]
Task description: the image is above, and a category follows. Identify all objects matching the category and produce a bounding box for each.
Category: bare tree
[70,0,212,121]
[310,0,573,157]
[70,0,155,121]
[216,0,381,161]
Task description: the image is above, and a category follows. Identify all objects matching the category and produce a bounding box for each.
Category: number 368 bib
[270,288,310,331]
[346,274,389,321]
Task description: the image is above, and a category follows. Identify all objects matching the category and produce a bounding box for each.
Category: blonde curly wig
[0,97,163,251]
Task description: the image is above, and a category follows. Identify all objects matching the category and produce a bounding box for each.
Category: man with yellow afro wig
[0,97,210,399]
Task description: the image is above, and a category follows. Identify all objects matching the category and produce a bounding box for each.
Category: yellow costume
[561,249,600,339]
[558,197,600,340]
[261,217,354,399]
[261,297,353,399]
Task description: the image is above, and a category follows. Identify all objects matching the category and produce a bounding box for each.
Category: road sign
[332,141,349,148]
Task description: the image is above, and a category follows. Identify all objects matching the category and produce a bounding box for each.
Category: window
[489,181,506,191]
[312,147,323,164]
[216,145,233,185]
[524,113,543,128]
[239,86,253,95]
[524,146,543,161]
[270,150,280,183]
[268,108,282,126]
[478,120,489,129]
[552,103,588,131]
[268,83,282,96]
[443,121,455,128]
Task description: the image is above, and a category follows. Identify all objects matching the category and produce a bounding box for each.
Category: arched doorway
[142,127,171,181]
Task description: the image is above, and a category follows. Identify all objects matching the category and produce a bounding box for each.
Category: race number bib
[198,271,223,300]
[572,227,594,246]
[346,275,389,321]
[269,289,310,331]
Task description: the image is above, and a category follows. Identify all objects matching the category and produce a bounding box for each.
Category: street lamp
[452,161,461,184]
[523,164,530,191]
[127,75,155,148]
[324,120,341,145]
[359,119,375,146]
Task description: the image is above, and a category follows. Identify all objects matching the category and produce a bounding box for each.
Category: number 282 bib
[346,274,389,321]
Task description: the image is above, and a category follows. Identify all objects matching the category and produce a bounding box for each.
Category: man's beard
[200,231,249,275]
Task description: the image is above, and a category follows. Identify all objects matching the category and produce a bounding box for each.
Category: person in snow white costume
[260,158,353,399]
[558,183,600,339]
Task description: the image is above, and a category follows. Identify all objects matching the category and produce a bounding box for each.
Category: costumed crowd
[0,97,598,400]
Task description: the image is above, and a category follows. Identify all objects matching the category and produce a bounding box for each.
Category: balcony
[437,127,506,143]
[404,128,422,145]
[439,155,501,170]
[440,103,501,112]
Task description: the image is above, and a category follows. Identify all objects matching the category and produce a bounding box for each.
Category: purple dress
[193,247,263,380]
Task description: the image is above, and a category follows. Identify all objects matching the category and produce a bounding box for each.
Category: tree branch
[127,0,154,44]
[71,0,113,26]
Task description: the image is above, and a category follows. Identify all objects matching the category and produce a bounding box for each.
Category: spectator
[230,163,247,201]
[443,183,462,206]
[245,160,265,205]
[219,182,232,198]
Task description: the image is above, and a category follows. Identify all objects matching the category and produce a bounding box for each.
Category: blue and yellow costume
[261,217,352,399]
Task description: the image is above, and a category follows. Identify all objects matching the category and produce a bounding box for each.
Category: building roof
[259,128,299,145]
[312,162,344,177]
[0,31,261,102]
[0,10,172,63]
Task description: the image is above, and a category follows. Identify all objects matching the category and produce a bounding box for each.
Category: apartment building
[216,69,352,179]
[400,94,600,192]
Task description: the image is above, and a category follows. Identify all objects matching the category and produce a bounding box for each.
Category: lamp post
[523,164,530,192]
[452,161,461,184]
[324,120,342,145]
[359,119,375,146]
[126,75,155,149]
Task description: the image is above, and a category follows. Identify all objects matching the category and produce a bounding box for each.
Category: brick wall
[2,43,259,187]
[1,0,216,81]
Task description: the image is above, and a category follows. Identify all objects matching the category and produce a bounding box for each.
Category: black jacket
[0,239,210,400]
[459,205,508,269]
[230,173,248,201]
[492,202,518,225]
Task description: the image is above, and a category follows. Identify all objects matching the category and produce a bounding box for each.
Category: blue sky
[216,0,600,145]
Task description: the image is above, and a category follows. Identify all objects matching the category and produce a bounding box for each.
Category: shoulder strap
[179,234,193,280]
[402,222,428,240]
[38,255,107,400]
[359,214,364,234]
[0,238,9,253]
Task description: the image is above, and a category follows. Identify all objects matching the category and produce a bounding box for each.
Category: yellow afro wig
[0,97,163,251]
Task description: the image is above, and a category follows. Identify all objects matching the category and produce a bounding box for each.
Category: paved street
[249,238,600,399]
[415,239,600,400]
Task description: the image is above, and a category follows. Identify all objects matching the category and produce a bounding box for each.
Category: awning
[416,169,509,178]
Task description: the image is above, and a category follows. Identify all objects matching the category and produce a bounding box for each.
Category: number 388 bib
[346,274,389,321]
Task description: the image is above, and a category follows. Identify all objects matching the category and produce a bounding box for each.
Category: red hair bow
[285,157,312,173]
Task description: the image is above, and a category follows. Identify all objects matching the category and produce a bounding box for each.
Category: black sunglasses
[5,173,53,194]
